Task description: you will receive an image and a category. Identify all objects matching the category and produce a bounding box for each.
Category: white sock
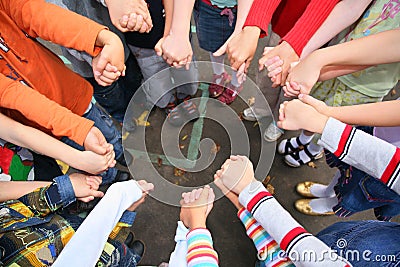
[309,197,338,213]
[209,52,225,79]
[231,70,240,87]
[299,131,314,145]
[309,171,339,198]
[308,141,323,155]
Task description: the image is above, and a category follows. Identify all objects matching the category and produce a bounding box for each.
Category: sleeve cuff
[119,211,137,225]
[175,221,190,242]
[238,181,273,214]
[318,117,348,155]
[53,175,76,207]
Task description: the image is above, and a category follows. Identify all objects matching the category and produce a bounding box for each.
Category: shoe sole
[263,131,283,142]
[284,150,324,168]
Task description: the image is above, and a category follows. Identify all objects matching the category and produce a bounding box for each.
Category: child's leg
[209,53,226,77]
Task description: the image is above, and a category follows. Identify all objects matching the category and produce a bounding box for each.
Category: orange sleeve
[0,74,94,146]
[1,0,106,57]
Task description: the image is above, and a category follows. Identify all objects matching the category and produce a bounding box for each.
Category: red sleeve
[281,0,339,56]
[243,0,282,34]
[0,74,94,146]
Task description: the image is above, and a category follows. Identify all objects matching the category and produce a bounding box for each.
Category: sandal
[217,82,243,105]
[208,72,231,98]
[284,145,324,168]
[277,136,308,155]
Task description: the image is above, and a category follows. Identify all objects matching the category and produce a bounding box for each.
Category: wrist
[243,26,261,37]
[313,113,329,134]
[235,177,257,195]
[95,29,118,47]
[190,221,207,229]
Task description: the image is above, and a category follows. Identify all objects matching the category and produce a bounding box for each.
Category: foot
[208,72,231,98]
[165,101,184,127]
[179,96,200,122]
[284,144,324,168]
[130,240,145,264]
[295,197,336,216]
[263,122,284,142]
[242,107,270,121]
[217,82,243,105]
[115,170,131,182]
[296,181,335,198]
[277,136,308,155]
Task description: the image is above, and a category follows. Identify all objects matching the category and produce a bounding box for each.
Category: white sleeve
[167,221,189,267]
[53,180,142,267]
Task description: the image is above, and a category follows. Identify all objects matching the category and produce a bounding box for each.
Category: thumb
[93,54,109,76]
[90,189,105,199]
[213,43,227,57]
[298,93,319,107]
[198,186,211,204]
[289,61,299,72]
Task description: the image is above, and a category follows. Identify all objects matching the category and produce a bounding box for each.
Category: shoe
[295,199,334,216]
[130,240,145,264]
[296,181,326,198]
[117,151,133,167]
[217,82,243,105]
[242,107,270,121]
[115,170,131,182]
[179,96,200,122]
[278,136,308,155]
[263,122,284,142]
[284,146,324,168]
[208,72,231,98]
[124,232,135,247]
[165,101,184,127]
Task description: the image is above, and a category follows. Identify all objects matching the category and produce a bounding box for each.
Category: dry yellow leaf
[248,97,256,106]
[182,135,189,141]
[174,168,186,177]
[211,143,221,154]
[307,162,317,168]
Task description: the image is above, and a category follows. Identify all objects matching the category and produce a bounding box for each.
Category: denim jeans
[128,46,198,108]
[317,220,400,266]
[88,54,142,123]
[61,104,122,184]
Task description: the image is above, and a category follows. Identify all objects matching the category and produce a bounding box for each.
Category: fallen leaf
[248,97,256,106]
[174,168,186,177]
[179,144,185,149]
[262,176,275,194]
[391,89,397,96]
[137,111,150,126]
[122,131,130,141]
[211,143,221,154]
[266,184,275,194]
[253,121,259,128]
[182,135,189,141]
[307,162,317,168]
[157,157,162,167]
[238,112,244,121]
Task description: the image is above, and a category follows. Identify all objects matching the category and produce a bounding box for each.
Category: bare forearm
[163,0,174,36]
[170,0,195,35]
[319,65,371,81]
[311,29,400,67]
[0,181,51,202]
[301,0,372,58]
[326,100,400,127]
[235,0,254,32]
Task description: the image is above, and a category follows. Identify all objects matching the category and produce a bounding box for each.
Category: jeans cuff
[120,211,137,225]
[54,175,76,207]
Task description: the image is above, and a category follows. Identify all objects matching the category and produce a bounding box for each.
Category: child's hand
[161,33,192,69]
[226,26,260,72]
[84,126,110,155]
[120,13,152,33]
[154,37,165,56]
[214,176,242,210]
[180,186,215,229]
[286,57,321,95]
[78,148,116,175]
[93,29,125,86]
[127,180,154,211]
[214,155,255,195]
[277,98,328,134]
[258,41,299,87]
[69,173,104,202]
[106,0,152,32]
[260,47,283,87]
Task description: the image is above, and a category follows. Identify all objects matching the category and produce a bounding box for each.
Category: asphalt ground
[44,30,399,267]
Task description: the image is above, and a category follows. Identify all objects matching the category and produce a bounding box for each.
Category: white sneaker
[263,122,284,142]
[242,107,270,121]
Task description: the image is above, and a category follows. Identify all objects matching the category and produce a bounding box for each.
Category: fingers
[137,180,154,193]
[213,42,228,57]
[283,81,300,97]
[89,189,105,199]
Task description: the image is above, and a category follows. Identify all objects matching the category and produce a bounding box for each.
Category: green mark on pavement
[59,55,71,65]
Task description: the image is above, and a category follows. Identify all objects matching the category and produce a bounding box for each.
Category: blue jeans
[62,104,122,184]
[88,54,142,123]
[317,220,400,266]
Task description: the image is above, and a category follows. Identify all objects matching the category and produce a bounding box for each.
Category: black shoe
[115,170,131,182]
[117,151,133,166]
[129,240,145,260]
[124,232,135,247]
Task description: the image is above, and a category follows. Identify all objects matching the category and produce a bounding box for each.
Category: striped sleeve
[238,181,350,267]
[186,228,219,267]
[318,118,400,194]
[238,208,294,266]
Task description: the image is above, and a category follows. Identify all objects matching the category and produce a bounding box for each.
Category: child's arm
[285,29,400,96]
[160,0,196,68]
[154,0,173,54]
[213,0,255,59]
[278,99,400,194]
[259,0,339,86]
[0,113,115,174]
